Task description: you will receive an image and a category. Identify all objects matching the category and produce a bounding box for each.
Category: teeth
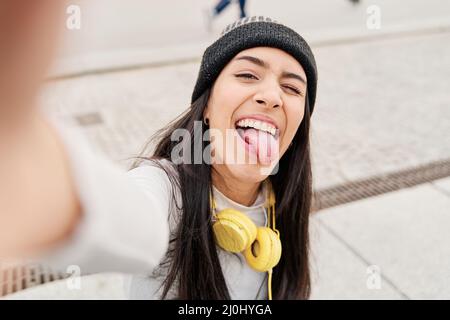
[261,123,268,132]
[236,119,277,136]
[269,127,274,136]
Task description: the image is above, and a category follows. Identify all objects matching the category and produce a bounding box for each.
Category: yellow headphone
[211,180,282,300]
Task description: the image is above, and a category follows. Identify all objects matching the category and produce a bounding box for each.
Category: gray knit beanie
[191,16,318,114]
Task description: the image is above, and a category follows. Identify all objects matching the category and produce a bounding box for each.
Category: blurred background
[2,0,450,299]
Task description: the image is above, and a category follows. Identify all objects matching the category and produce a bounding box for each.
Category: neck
[211,168,262,207]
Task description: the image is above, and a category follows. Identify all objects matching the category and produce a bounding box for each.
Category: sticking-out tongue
[240,128,278,165]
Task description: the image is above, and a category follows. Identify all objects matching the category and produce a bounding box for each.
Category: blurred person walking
[205,0,248,31]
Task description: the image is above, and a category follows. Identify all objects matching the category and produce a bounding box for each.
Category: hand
[0,114,81,258]
[0,0,65,127]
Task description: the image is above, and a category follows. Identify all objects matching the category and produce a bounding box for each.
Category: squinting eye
[283,85,303,96]
[235,73,259,80]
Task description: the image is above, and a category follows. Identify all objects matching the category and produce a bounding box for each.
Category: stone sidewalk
[310,177,450,299]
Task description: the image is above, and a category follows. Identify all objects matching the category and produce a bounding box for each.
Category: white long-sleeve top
[36,115,270,299]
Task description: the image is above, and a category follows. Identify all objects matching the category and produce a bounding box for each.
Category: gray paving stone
[310,217,405,299]
[316,184,450,299]
[312,32,450,188]
[3,273,127,300]
[432,177,450,196]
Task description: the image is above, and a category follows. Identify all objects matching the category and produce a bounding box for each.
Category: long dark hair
[131,87,312,300]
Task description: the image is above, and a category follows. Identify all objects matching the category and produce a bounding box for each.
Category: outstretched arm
[0,1,170,274]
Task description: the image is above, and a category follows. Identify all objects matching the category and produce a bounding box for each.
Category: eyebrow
[234,55,307,85]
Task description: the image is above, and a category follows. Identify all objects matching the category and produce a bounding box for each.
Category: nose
[253,83,283,109]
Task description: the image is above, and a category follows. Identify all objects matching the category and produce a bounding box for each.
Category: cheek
[209,78,249,126]
[216,79,249,107]
[281,104,305,150]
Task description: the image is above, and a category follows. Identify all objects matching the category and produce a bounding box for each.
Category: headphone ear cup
[213,209,257,253]
[244,227,282,272]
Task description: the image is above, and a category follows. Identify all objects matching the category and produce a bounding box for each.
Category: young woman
[0,2,317,300]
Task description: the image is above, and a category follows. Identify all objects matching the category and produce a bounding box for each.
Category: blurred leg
[238,0,247,18]
[214,0,231,16]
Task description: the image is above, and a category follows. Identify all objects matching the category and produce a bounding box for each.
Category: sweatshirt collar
[212,182,268,226]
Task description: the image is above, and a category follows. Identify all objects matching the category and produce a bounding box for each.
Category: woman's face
[205,46,307,183]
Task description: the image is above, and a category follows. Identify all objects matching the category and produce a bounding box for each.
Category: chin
[226,163,273,183]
